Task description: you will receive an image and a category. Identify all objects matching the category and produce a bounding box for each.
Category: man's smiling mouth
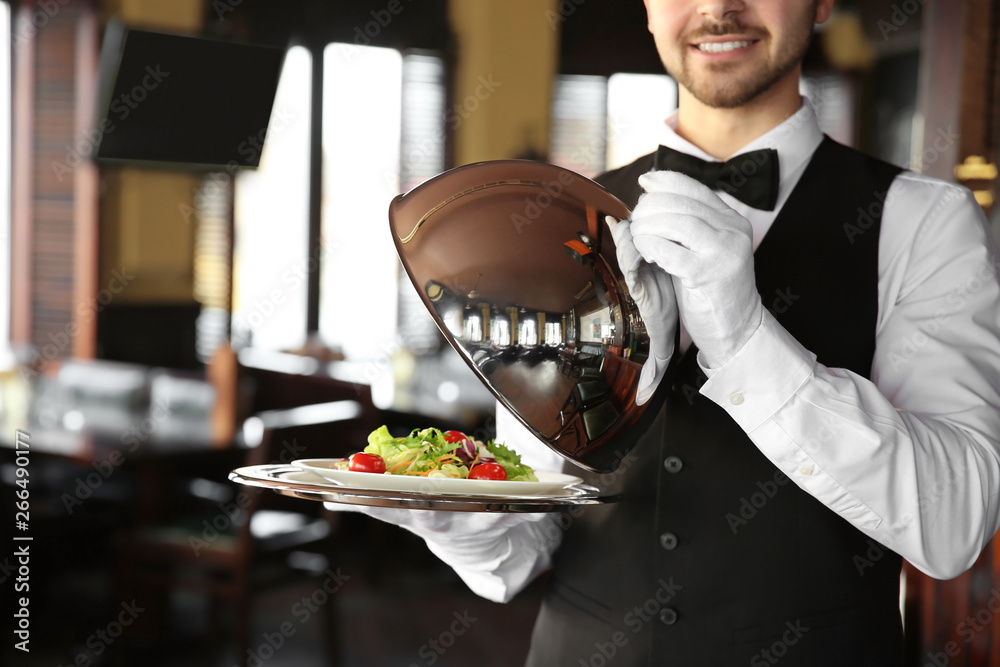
[694,40,757,53]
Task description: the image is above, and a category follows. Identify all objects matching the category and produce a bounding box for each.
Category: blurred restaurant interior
[1,0,1000,665]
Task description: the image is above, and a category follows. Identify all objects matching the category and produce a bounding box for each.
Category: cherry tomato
[443,430,476,464]
[348,452,386,474]
[467,462,507,481]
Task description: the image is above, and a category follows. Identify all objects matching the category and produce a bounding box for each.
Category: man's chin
[677,60,792,109]
[683,79,770,109]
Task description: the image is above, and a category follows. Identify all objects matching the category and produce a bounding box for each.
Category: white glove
[606,214,678,404]
[324,502,562,603]
[630,170,764,369]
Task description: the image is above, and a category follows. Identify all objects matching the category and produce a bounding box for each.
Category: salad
[333,426,538,482]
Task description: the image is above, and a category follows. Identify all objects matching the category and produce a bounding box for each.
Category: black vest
[525,137,905,667]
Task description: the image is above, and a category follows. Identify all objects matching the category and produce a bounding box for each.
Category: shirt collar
[655,96,824,207]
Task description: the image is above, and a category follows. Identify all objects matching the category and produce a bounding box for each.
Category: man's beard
[668,13,815,109]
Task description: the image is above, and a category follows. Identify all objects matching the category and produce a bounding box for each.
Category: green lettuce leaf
[485,440,538,482]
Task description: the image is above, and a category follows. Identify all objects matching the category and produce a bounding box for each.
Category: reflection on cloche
[388,160,663,473]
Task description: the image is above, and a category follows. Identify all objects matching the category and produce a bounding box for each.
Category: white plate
[230,464,613,511]
[291,458,583,497]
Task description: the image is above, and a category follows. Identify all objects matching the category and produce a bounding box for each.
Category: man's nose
[696,0,747,23]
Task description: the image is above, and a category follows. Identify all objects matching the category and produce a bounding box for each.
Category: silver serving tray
[229,464,620,513]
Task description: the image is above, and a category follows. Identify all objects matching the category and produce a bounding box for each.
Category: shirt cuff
[425,518,560,603]
[636,352,671,405]
[425,536,514,602]
[699,310,816,432]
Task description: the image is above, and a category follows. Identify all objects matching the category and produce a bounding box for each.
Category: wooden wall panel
[30,2,77,360]
[12,0,100,366]
[10,4,35,345]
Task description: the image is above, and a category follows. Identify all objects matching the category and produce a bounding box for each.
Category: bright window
[605,73,678,170]
[232,45,312,351]
[394,52,447,355]
[801,74,854,147]
[319,45,447,362]
[232,43,447,364]
[549,74,607,178]
[319,44,403,360]
[549,72,678,176]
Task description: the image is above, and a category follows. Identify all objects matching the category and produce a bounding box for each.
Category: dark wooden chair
[559,379,610,427]
[554,398,621,456]
[115,364,378,667]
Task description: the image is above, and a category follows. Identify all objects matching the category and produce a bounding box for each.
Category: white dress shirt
[469,100,1000,602]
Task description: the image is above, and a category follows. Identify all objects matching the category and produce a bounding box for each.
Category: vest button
[659,532,678,550]
[664,456,683,473]
[659,608,678,625]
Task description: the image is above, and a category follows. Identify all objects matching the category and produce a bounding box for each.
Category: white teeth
[697,40,752,53]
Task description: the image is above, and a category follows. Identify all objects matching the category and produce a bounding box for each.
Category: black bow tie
[653,145,780,211]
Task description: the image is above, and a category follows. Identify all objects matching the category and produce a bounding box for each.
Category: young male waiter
[334,0,1000,664]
